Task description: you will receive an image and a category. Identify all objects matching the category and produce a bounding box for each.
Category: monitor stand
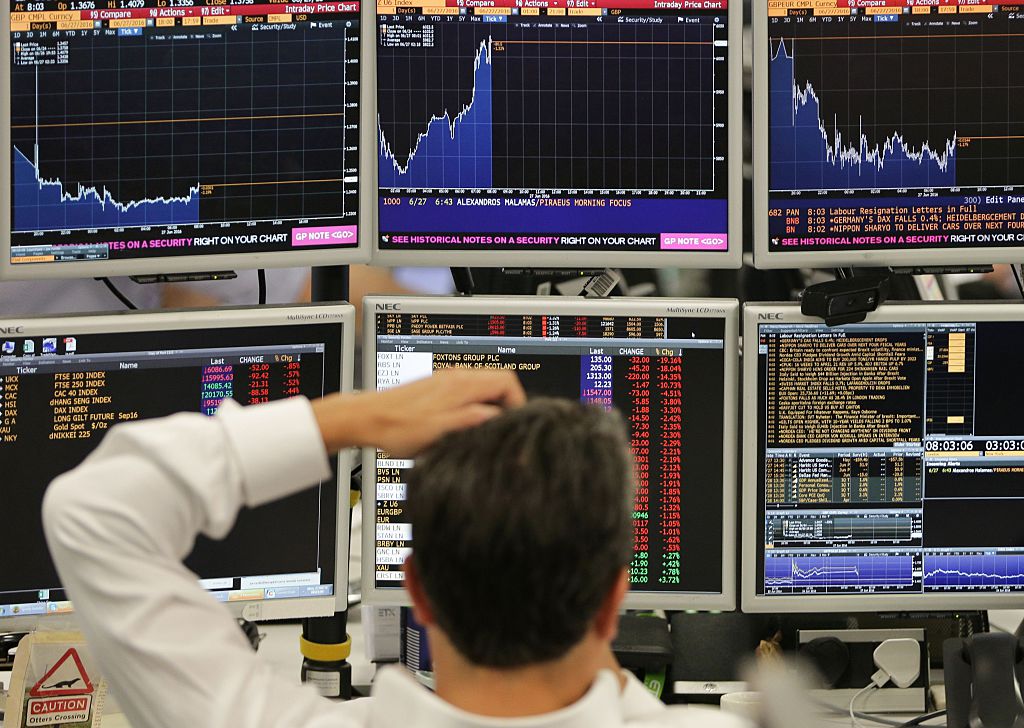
[451,267,475,296]
[889,265,994,276]
[453,267,630,298]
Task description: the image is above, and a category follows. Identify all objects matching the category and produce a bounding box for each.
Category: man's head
[404,397,635,669]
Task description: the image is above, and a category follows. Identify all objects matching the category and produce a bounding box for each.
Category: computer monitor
[2,0,368,280]
[0,304,353,631]
[363,296,738,610]
[371,0,741,268]
[744,302,1024,612]
[753,1,1024,269]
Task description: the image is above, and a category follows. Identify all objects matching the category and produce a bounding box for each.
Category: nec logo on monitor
[0,326,25,334]
[758,313,784,321]
[375,304,401,311]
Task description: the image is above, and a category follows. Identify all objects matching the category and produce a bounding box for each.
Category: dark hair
[406,397,635,668]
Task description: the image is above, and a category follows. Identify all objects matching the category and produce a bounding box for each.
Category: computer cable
[1011,264,1024,300]
[848,639,924,728]
[850,683,880,728]
[891,710,946,728]
[236,618,265,651]
[844,693,946,728]
[257,269,267,305]
[96,277,138,310]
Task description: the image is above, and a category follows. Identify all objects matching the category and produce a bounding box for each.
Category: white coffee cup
[719,691,761,721]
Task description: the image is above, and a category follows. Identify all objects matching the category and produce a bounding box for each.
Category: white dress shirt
[43,397,747,728]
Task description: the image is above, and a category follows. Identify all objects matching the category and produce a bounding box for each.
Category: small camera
[801,274,890,327]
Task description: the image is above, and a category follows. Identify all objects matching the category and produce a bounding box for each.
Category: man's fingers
[391,403,503,457]
[313,370,525,455]
[495,375,528,407]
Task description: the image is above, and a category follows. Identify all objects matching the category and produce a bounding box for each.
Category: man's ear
[402,557,436,627]
[593,568,629,642]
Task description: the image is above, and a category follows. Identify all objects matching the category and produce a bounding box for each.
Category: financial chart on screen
[369,302,735,607]
[375,0,731,256]
[7,0,360,270]
[765,0,1024,258]
[753,313,1024,607]
[0,313,345,620]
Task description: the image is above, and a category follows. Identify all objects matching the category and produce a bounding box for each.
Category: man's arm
[43,370,525,728]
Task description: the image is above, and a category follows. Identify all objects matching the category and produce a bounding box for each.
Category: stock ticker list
[0,346,322,449]
[373,312,727,596]
[0,330,330,599]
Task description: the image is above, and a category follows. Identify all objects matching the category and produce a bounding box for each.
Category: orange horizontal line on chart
[500,39,712,44]
[204,178,344,189]
[11,111,344,130]
[785,32,1024,41]
[960,135,1024,141]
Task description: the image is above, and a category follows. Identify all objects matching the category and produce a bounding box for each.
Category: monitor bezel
[0,303,354,631]
[742,301,1024,613]
[362,294,739,610]
[0,8,371,281]
[751,6,1024,269]
[368,0,743,269]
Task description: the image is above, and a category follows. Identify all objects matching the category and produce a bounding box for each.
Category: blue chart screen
[376,0,730,254]
[757,319,1024,598]
[378,37,493,190]
[764,555,916,590]
[766,0,1024,255]
[8,0,361,268]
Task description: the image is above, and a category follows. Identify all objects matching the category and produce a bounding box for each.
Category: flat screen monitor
[371,0,741,268]
[753,1,1024,269]
[0,304,353,631]
[2,0,368,280]
[363,296,738,610]
[744,302,1024,612]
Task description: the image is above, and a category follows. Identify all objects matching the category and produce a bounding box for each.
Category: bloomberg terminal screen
[8,0,360,267]
[373,311,726,596]
[756,319,1024,598]
[376,0,730,254]
[0,324,341,618]
[767,0,1024,254]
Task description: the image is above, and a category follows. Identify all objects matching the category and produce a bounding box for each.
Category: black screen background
[1,323,342,600]
[769,13,1024,192]
[756,319,1024,594]
[375,313,727,596]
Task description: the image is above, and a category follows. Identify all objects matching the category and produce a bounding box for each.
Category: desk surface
[4,605,1020,727]
[0,616,375,728]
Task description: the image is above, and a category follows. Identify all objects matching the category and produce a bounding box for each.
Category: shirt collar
[368,666,626,728]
